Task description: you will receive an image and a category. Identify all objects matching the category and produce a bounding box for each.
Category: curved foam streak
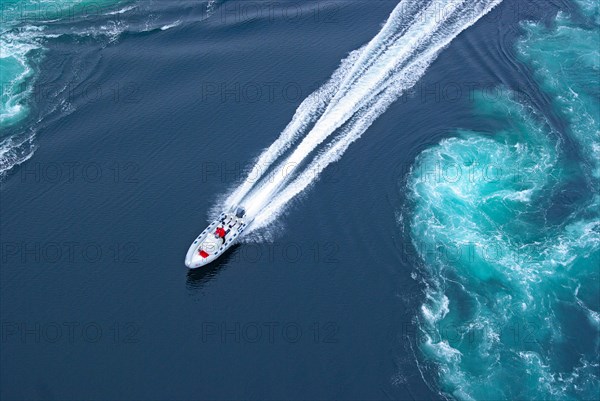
[327,0,429,105]
[251,57,429,230]
[251,83,401,230]
[242,0,502,219]
[224,49,364,207]
[236,1,437,212]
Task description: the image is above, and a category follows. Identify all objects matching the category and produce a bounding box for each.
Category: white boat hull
[185,210,247,269]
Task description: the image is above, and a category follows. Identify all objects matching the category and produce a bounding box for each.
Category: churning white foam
[220,0,504,233]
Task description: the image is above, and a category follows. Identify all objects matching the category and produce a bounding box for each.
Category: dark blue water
[1,1,598,400]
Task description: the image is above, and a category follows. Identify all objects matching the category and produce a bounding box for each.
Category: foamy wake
[221,0,503,232]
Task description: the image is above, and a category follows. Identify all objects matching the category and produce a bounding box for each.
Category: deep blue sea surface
[1,1,598,400]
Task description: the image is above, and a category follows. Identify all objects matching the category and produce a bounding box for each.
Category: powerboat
[185,207,247,268]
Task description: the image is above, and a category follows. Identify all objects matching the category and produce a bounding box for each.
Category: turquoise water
[1,1,43,127]
[1,0,597,399]
[0,0,124,127]
[0,0,193,174]
[0,0,127,176]
[407,1,600,400]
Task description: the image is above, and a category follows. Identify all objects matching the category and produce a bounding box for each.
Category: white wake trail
[251,65,420,230]
[249,0,503,228]
[223,49,364,208]
[223,0,425,195]
[220,0,503,230]
[327,0,430,106]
